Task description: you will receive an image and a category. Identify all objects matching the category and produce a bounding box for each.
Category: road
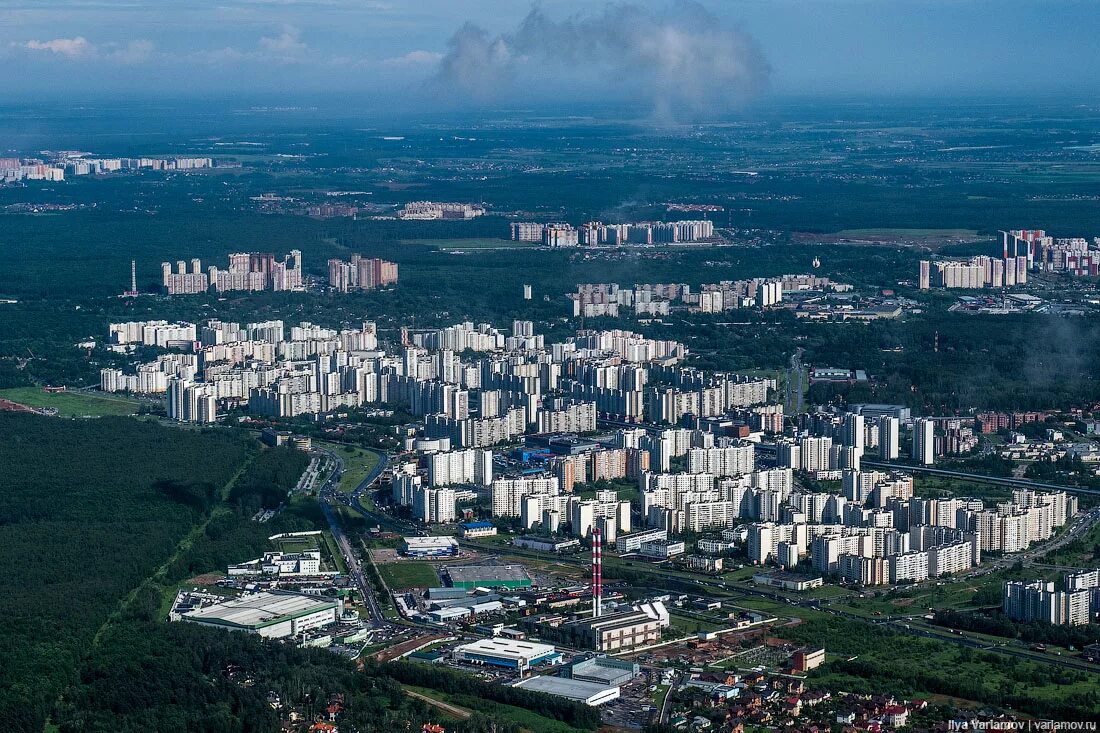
[861,460,1100,497]
[315,445,390,627]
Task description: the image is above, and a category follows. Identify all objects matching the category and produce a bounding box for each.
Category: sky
[1,0,1099,111]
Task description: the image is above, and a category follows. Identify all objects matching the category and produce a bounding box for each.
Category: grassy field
[0,387,139,417]
[377,561,440,590]
[317,442,382,494]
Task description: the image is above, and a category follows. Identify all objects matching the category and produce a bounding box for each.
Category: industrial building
[445,564,533,590]
[453,638,561,672]
[513,676,621,706]
[556,609,663,652]
[752,572,825,592]
[180,591,339,639]
[401,536,459,558]
[460,521,498,538]
[565,656,640,687]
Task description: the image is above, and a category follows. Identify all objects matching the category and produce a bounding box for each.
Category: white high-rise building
[413,487,456,524]
[913,418,935,465]
[879,416,900,460]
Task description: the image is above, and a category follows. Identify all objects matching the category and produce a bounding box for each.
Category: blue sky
[1,0,1098,105]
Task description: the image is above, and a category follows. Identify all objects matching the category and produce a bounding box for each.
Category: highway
[861,460,1100,497]
[315,445,390,627]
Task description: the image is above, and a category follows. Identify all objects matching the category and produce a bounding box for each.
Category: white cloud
[24,36,95,57]
[382,49,443,67]
[258,25,306,56]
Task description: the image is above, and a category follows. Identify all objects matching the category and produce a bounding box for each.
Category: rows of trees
[934,608,1100,649]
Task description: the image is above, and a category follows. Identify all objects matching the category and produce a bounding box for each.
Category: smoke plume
[431,1,770,120]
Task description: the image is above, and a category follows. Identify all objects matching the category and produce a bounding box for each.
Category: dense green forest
[56,619,525,733]
[0,413,252,732]
[0,412,551,732]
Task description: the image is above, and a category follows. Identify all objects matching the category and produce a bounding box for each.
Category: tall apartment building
[166,378,217,423]
[686,443,755,477]
[912,418,935,465]
[491,477,560,517]
[412,487,457,524]
[1004,580,1090,626]
[327,255,399,291]
[427,449,493,487]
[878,415,900,460]
[162,251,304,295]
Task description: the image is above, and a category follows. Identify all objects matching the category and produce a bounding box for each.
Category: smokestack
[592,526,602,618]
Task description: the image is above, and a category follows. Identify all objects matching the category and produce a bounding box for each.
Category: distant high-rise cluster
[161,251,303,295]
[512,219,715,246]
[327,255,398,291]
[1005,228,1100,277]
[397,201,484,220]
[570,274,849,317]
[919,227,1100,289]
[1,155,215,184]
[918,255,1027,290]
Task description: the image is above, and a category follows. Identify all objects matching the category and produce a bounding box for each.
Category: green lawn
[377,561,440,590]
[0,387,139,417]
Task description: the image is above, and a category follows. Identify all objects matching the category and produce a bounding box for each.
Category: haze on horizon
[1,0,1099,115]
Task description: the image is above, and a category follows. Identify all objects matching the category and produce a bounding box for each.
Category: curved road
[316,445,390,627]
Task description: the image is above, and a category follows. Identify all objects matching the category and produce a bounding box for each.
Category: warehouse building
[445,563,533,590]
[453,638,562,672]
[565,656,639,687]
[513,676,620,706]
[180,591,339,639]
[401,536,459,557]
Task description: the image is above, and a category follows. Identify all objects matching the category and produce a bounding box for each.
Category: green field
[377,561,440,590]
[320,442,382,494]
[0,387,139,417]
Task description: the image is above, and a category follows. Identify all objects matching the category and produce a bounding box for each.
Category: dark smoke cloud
[431,1,770,120]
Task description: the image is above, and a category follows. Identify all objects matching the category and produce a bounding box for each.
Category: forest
[0,413,252,732]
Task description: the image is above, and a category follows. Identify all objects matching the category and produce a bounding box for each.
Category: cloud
[20,36,154,63]
[382,49,444,67]
[259,25,307,56]
[24,36,95,57]
[431,1,771,120]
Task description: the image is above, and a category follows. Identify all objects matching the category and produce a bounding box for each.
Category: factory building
[513,676,620,706]
[180,591,338,639]
[453,638,561,672]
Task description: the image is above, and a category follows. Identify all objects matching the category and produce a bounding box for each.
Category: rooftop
[181,591,337,629]
[513,675,618,701]
[456,637,556,659]
[446,564,531,583]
